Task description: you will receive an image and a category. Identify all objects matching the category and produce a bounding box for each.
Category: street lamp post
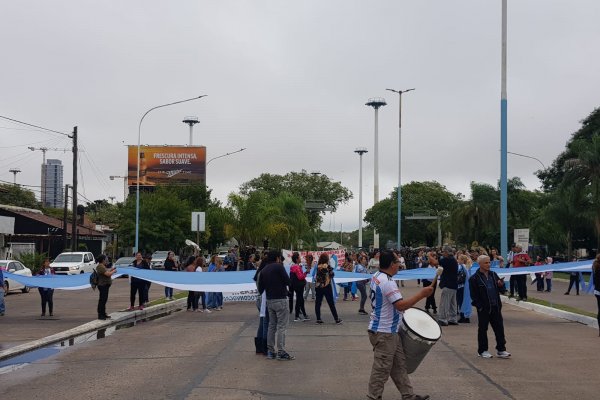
[386,88,415,249]
[354,148,368,248]
[135,95,207,253]
[110,175,128,202]
[365,98,387,249]
[500,0,508,260]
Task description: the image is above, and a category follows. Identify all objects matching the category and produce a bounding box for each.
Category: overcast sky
[1,1,599,232]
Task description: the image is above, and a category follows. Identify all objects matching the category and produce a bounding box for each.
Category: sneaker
[266,351,276,360]
[204,308,212,313]
[432,309,437,315]
[277,351,295,361]
[138,305,144,311]
[127,306,135,311]
[294,317,301,322]
[358,310,369,315]
[316,320,324,324]
[478,351,493,358]
[303,316,310,321]
[335,319,343,324]
[196,309,204,313]
[497,350,511,358]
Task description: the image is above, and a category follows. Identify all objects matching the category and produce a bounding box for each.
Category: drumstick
[430,267,444,289]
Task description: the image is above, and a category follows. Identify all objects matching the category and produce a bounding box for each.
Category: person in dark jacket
[163,251,178,300]
[469,255,511,359]
[438,246,458,326]
[96,254,116,320]
[37,258,55,317]
[128,252,150,311]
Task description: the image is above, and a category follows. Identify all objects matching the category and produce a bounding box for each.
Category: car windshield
[152,252,169,259]
[115,257,135,265]
[0,262,8,267]
[54,254,83,263]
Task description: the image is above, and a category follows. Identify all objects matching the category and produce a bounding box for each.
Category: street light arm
[135,94,207,253]
[506,151,546,170]
[207,148,246,165]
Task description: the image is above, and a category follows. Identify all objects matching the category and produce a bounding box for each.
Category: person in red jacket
[511,245,531,301]
[37,258,55,317]
[290,252,309,321]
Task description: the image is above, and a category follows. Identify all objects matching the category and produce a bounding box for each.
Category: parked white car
[51,252,97,275]
[0,260,32,294]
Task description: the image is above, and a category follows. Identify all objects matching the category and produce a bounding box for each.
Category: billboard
[127,145,206,186]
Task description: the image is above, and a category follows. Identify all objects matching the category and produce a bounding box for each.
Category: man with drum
[367,250,434,400]
[469,255,511,359]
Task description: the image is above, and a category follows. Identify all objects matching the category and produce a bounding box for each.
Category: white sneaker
[204,309,212,313]
[478,351,493,358]
[497,351,511,358]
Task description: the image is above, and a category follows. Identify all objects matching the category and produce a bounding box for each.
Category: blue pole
[500,0,508,260]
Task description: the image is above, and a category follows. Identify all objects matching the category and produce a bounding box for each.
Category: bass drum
[399,307,442,374]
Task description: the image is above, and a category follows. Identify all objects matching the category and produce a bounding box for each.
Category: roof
[0,207,105,237]
[316,241,345,250]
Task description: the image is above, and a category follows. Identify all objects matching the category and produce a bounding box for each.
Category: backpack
[90,268,99,290]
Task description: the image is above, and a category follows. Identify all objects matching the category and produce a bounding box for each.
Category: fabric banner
[282,249,346,267]
[3,259,593,292]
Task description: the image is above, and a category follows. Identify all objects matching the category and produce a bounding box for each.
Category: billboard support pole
[134,95,207,253]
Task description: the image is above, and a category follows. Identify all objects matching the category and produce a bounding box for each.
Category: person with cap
[367,250,433,400]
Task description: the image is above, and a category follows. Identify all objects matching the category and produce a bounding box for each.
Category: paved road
[1,283,597,399]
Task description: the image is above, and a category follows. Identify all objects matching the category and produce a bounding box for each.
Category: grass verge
[526,297,596,318]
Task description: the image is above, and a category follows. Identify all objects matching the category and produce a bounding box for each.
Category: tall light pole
[9,168,21,185]
[500,0,508,260]
[354,148,368,248]
[365,97,386,249]
[386,88,414,249]
[183,116,200,145]
[135,95,207,253]
[110,175,128,202]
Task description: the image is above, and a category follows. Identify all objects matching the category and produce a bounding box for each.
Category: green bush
[16,253,48,274]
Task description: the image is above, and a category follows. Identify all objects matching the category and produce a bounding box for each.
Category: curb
[501,296,598,329]
[0,298,186,362]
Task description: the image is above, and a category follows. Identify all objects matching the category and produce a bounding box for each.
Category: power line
[0,115,71,137]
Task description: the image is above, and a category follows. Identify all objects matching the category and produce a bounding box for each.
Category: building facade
[41,159,63,208]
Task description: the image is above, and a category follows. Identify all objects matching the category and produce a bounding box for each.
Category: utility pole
[500,0,508,260]
[354,148,368,248]
[71,127,78,251]
[63,184,70,251]
[365,97,386,249]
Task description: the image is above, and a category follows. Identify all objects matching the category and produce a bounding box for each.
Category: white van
[51,252,97,275]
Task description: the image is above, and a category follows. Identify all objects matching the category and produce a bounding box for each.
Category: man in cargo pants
[367,250,433,400]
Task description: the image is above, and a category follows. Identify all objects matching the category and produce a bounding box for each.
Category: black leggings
[567,275,580,294]
[293,285,307,318]
[130,283,145,307]
[315,285,339,321]
[38,288,54,314]
[356,281,368,311]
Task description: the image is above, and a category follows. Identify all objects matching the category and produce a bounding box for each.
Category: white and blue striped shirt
[368,271,403,333]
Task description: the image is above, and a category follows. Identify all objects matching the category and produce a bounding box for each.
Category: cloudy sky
[1,1,599,232]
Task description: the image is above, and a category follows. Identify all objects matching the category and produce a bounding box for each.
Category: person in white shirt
[367,250,433,400]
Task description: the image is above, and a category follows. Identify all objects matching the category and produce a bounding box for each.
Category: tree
[365,181,460,247]
[0,184,39,209]
[239,171,352,229]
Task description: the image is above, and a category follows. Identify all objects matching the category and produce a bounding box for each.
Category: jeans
[567,274,580,294]
[367,331,414,400]
[97,284,110,319]
[545,279,552,292]
[0,288,5,314]
[422,280,437,311]
[256,297,270,340]
[439,287,457,323]
[293,285,307,318]
[266,299,289,353]
[164,287,173,298]
[38,288,54,315]
[304,282,315,299]
[476,306,506,354]
[356,281,368,311]
[315,285,339,321]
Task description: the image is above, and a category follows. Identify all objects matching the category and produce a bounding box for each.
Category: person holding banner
[96,254,116,320]
[315,253,342,324]
[303,254,316,300]
[128,252,149,311]
[36,258,55,317]
[366,250,433,400]
[355,255,369,315]
[289,252,309,321]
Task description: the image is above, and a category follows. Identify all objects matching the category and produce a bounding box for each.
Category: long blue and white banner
[3,260,593,292]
